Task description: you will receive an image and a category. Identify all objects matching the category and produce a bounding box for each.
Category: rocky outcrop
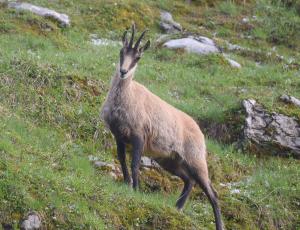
[243,99,300,158]
[160,11,182,33]
[8,2,70,27]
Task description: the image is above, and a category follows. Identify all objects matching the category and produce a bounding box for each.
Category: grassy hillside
[0,0,299,229]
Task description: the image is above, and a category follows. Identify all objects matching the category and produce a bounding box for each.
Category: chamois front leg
[131,135,144,190]
[116,139,131,184]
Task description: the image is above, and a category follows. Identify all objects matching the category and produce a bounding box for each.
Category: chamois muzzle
[120,69,128,78]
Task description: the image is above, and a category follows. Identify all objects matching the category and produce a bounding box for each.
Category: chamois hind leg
[155,157,195,210]
[186,158,223,230]
[116,139,131,184]
[176,178,194,210]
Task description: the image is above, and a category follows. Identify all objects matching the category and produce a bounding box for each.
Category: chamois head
[119,24,150,79]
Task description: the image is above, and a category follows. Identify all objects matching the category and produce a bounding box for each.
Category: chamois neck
[111,71,133,90]
[110,63,136,90]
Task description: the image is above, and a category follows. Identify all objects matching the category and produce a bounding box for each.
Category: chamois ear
[139,40,150,53]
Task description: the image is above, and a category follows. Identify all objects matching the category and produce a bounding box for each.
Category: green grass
[0,0,300,229]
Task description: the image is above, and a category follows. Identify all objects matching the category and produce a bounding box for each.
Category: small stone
[280,94,300,108]
[94,161,115,171]
[225,41,244,51]
[90,35,121,46]
[88,155,99,161]
[160,11,182,33]
[140,156,160,169]
[230,189,241,194]
[242,17,249,23]
[226,57,241,68]
[20,212,41,230]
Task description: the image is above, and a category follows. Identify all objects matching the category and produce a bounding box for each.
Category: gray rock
[155,34,174,45]
[225,57,241,68]
[225,41,246,51]
[8,2,70,27]
[242,17,249,23]
[90,34,121,46]
[280,95,300,108]
[94,161,116,171]
[223,54,241,68]
[163,37,219,55]
[243,99,300,158]
[160,11,182,33]
[92,160,122,179]
[20,212,41,230]
[141,156,160,169]
[193,36,216,47]
[88,155,99,161]
[108,171,118,180]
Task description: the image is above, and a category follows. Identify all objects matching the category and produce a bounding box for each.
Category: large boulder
[8,2,70,27]
[243,99,300,158]
[160,11,182,34]
[163,36,219,55]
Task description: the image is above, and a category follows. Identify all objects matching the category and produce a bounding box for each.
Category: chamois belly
[145,130,183,159]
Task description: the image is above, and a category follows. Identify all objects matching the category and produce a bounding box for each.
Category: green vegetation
[0,0,299,229]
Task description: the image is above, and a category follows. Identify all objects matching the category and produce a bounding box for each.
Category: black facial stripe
[120,55,124,66]
[129,58,138,70]
[120,56,139,72]
[119,47,141,75]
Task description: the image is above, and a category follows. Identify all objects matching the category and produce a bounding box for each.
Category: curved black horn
[122,29,128,46]
[128,23,135,48]
[134,29,148,50]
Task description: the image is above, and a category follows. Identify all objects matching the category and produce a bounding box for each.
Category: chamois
[100,24,224,230]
